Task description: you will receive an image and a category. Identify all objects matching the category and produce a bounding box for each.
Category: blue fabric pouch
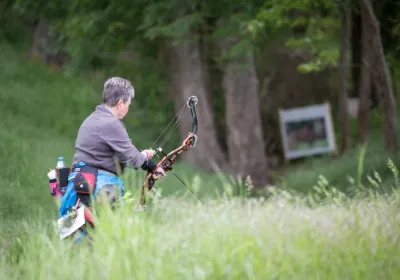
[59,161,125,217]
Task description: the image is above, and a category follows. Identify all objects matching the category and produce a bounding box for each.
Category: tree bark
[351,3,362,98]
[360,0,398,152]
[166,37,228,171]
[219,36,269,187]
[357,56,372,144]
[30,19,67,68]
[357,1,372,144]
[338,3,351,154]
[30,19,50,61]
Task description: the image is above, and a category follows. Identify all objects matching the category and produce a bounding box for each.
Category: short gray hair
[102,77,135,107]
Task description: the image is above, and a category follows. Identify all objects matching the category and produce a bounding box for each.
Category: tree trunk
[357,0,372,144]
[351,3,362,98]
[338,3,351,154]
[30,19,50,62]
[166,38,228,171]
[361,0,398,152]
[30,19,67,68]
[0,0,11,28]
[219,37,269,187]
[357,58,372,144]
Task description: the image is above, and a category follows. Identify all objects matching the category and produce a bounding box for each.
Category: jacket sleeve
[100,120,147,169]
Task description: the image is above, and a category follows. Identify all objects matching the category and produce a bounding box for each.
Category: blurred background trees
[1,0,400,188]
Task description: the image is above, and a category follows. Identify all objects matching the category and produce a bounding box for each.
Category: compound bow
[135,95,199,210]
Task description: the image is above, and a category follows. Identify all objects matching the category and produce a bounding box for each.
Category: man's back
[73,104,146,174]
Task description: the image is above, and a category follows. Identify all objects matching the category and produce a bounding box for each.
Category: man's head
[102,77,135,119]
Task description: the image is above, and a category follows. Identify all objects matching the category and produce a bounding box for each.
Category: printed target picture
[279,103,336,160]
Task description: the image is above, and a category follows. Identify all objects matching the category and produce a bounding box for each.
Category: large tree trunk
[219,37,269,187]
[166,38,228,171]
[351,2,362,98]
[338,3,351,154]
[361,0,398,152]
[357,0,372,144]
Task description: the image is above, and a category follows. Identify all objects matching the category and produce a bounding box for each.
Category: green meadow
[1,41,400,279]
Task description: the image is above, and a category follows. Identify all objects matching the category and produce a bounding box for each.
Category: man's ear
[117,99,124,107]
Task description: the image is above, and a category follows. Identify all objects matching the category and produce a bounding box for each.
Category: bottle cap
[58,157,64,161]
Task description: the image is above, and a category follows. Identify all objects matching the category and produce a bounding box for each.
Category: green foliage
[2,181,400,279]
[12,0,153,72]
[251,0,341,73]
[279,126,400,196]
[2,1,400,276]
[2,30,400,278]
[211,13,255,65]
[139,1,205,40]
[0,1,30,43]
[286,34,340,73]
[387,158,399,188]
[0,38,224,234]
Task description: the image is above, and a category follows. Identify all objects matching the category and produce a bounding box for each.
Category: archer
[57,77,166,239]
[56,77,199,242]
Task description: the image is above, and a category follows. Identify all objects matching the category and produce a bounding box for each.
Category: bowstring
[151,103,186,150]
[158,118,181,148]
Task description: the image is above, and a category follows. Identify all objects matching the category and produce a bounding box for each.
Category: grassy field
[1,40,400,279]
[2,185,400,279]
[0,41,223,262]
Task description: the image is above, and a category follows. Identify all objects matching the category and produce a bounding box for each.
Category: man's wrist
[141,150,148,159]
[141,158,157,172]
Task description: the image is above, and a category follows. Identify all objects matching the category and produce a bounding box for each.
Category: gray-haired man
[59,77,164,217]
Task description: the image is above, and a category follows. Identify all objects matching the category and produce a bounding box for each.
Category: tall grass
[2,146,400,279]
[0,41,224,265]
[1,171,400,279]
[1,39,400,279]
[279,139,400,195]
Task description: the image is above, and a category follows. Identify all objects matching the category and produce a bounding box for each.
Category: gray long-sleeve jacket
[72,104,147,174]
